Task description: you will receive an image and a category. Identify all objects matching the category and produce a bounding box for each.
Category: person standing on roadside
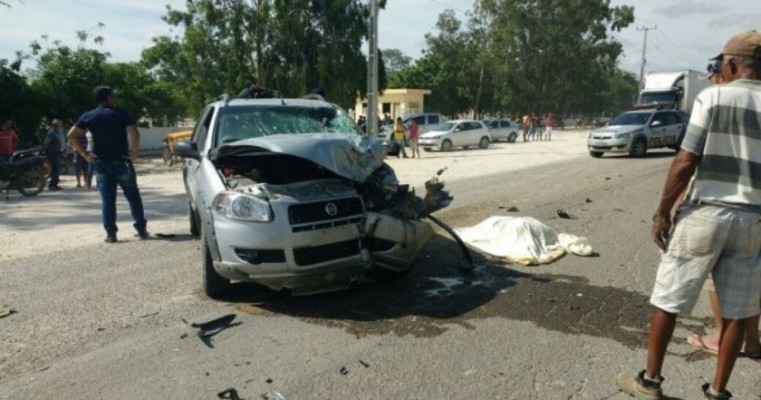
[685,55,761,361]
[521,114,529,142]
[407,119,421,159]
[0,118,19,158]
[393,117,408,159]
[616,30,761,400]
[544,112,554,141]
[42,119,63,191]
[68,86,148,243]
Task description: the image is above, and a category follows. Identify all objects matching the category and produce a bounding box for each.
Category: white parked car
[419,120,492,152]
[483,119,519,142]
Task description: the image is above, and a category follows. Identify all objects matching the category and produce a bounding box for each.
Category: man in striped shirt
[617,30,761,400]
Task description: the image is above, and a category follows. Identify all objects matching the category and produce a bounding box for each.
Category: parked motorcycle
[0,147,48,199]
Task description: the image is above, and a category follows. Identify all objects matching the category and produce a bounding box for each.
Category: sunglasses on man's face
[706,59,722,75]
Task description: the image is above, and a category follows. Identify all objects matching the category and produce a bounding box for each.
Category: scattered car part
[556,210,576,219]
[217,388,242,400]
[0,305,17,319]
[186,314,240,347]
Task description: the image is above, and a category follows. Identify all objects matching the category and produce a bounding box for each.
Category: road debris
[218,388,242,400]
[138,311,159,318]
[0,305,17,319]
[499,206,520,212]
[359,359,370,368]
[585,198,593,203]
[340,366,349,375]
[184,314,240,348]
[266,378,273,384]
[556,209,576,219]
[262,391,286,400]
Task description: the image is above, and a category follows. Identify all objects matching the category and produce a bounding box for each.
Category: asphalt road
[1,141,759,399]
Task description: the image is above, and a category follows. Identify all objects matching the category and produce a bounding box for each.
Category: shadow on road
[219,233,709,351]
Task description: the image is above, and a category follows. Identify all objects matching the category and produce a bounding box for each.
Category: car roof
[447,119,481,123]
[212,97,337,108]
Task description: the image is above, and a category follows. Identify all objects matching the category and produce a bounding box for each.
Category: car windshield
[433,122,456,131]
[639,92,677,105]
[609,112,651,126]
[215,105,360,144]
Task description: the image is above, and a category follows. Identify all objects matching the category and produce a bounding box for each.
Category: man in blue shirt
[67,86,148,243]
[42,119,63,191]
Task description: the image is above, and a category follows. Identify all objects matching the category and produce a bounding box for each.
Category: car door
[184,107,213,208]
[663,112,684,146]
[486,120,502,140]
[647,112,671,148]
[466,122,482,145]
[450,122,466,147]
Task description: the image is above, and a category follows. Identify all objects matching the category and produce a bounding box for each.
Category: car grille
[288,197,364,232]
[293,239,361,266]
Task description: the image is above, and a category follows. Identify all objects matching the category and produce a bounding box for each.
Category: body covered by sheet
[455,216,592,265]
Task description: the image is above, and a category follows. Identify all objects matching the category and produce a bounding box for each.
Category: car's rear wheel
[508,132,518,143]
[441,140,453,152]
[629,139,647,158]
[589,151,604,158]
[479,136,490,149]
[201,231,231,300]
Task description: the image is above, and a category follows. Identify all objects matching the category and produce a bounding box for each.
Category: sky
[1,0,759,78]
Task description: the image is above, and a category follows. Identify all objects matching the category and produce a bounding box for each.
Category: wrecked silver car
[176,96,453,297]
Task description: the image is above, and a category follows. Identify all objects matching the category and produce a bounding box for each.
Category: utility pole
[637,25,657,89]
[366,0,379,137]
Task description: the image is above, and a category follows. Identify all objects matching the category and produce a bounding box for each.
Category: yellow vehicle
[162,130,192,166]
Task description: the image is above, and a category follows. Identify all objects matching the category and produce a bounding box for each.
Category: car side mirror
[651,120,662,127]
[175,140,200,160]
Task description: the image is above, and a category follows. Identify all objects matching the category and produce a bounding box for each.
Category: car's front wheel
[629,139,648,158]
[479,136,490,149]
[441,140,453,152]
[201,231,231,300]
[508,132,518,143]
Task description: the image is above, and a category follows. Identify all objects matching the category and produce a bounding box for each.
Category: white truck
[635,70,710,115]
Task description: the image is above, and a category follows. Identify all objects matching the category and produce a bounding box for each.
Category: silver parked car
[587,109,686,158]
[418,120,492,152]
[378,112,444,139]
[176,95,452,298]
[483,119,519,142]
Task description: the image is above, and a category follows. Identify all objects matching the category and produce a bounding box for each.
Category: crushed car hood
[211,134,386,182]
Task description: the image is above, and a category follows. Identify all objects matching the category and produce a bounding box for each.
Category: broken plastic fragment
[218,388,242,400]
[556,210,576,219]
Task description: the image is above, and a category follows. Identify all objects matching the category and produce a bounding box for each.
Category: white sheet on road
[455,216,593,265]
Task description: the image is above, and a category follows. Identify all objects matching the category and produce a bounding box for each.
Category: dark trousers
[92,159,147,234]
[47,154,60,188]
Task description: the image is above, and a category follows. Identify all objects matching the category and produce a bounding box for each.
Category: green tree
[0,58,42,143]
[381,48,412,80]
[144,0,387,112]
[477,0,634,115]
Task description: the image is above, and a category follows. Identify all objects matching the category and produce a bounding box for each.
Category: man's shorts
[650,204,761,319]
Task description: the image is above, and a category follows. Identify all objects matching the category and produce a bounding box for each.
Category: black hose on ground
[425,214,474,271]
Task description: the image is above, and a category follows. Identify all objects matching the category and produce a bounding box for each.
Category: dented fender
[362,212,434,272]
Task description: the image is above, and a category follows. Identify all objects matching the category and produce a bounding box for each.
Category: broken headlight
[212,192,272,222]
